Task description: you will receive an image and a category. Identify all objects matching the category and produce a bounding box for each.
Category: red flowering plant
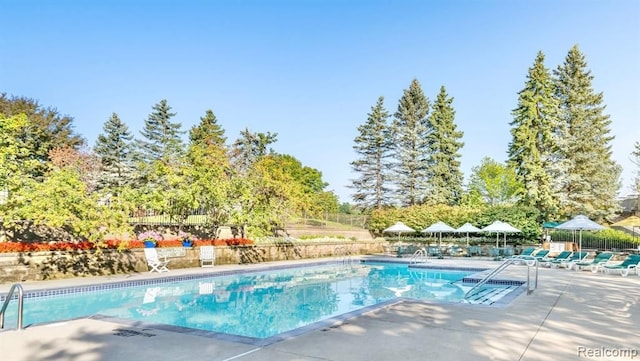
[0,237,254,253]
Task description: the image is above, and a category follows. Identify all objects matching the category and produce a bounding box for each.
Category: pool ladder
[409,248,428,264]
[0,283,24,330]
[464,258,538,300]
[335,246,354,266]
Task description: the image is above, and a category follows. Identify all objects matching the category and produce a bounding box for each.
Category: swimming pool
[0,262,520,342]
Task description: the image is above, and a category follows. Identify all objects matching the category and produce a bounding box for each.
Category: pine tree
[186,110,232,230]
[139,99,184,164]
[189,109,227,147]
[424,86,464,205]
[553,45,621,220]
[94,113,136,194]
[508,52,559,221]
[392,79,431,206]
[230,128,278,174]
[350,96,394,210]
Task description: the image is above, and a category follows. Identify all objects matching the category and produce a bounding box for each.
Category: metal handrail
[0,283,24,330]
[465,258,517,299]
[409,249,428,264]
[465,258,539,300]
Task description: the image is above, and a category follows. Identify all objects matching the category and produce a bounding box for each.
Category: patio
[1,257,639,361]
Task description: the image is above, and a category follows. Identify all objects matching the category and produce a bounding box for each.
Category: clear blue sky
[2,0,639,203]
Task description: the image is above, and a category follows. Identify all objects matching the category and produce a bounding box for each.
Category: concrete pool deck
[1,257,639,361]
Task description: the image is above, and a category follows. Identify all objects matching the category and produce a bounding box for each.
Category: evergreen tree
[189,109,227,147]
[139,99,184,164]
[424,86,464,206]
[185,110,232,231]
[553,45,621,220]
[94,113,136,194]
[230,128,278,173]
[508,52,559,221]
[392,79,431,206]
[350,96,394,210]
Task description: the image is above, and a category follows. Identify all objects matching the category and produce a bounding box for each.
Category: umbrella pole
[466,232,469,247]
[579,230,583,260]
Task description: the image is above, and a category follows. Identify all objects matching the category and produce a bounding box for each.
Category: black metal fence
[129,211,370,229]
[550,231,638,251]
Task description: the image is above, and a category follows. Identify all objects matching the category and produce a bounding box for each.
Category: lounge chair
[144,248,170,273]
[539,250,573,268]
[199,245,215,267]
[554,252,589,269]
[516,249,550,265]
[571,252,613,272]
[517,247,537,257]
[597,254,640,276]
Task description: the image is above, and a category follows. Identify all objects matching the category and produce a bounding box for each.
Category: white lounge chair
[144,248,170,273]
[200,245,215,267]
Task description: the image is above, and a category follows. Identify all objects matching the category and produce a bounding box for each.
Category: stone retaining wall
[0,241,385,283]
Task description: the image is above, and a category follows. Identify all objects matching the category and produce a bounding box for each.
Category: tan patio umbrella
[611,215,640,242]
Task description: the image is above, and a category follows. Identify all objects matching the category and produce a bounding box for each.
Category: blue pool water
[1,262,503,339]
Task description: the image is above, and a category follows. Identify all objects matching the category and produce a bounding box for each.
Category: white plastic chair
[144,248,170,273]
[200,246,215,267]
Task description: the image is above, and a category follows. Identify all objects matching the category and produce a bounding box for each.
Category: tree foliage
[0,94,85,179]
[424,85,464,205]
[553,45,621,220]
[468,157,523,206]
[230,128,278,173]
[392,79,431,206]
[508,51,559,222]
[139,99,184,164]
[94,113,137,194]
[350,96,394,211]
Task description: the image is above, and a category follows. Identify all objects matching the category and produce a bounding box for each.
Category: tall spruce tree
[392,79,431,206]
[553,45,621,220]
[350,96,394,210]
[508,52,559,221]
[424,86,464,205]
[139,99,184,164]
[94,113,136,194]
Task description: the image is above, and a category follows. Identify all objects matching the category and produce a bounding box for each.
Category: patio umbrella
[555,215,604,260]
[421,221,456,249]
[611,215,640,244]
[455,223,481,247]
[383,222,415,237]
[482,221,521,247]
